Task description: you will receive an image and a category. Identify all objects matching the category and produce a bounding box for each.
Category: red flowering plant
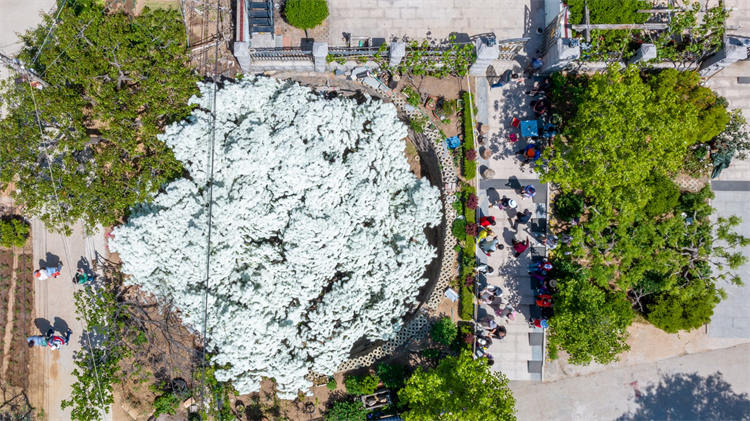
[466,193,478,209]
[464,223,478,237]
[465,149,477,161]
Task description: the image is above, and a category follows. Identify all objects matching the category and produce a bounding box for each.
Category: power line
[198,0,223,413]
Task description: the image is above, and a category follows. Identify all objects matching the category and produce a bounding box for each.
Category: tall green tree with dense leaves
[544,67,745,363]
[0,0,198,231]
[547,263,634,365]
[284,0,329,31]
[542,66,728,220]
[398,352,516,421]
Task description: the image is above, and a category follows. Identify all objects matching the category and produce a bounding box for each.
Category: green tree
[548,272,634,365]
[398,352,516,421]
[326,399,368,421]
[376,363,406,390]
[344,373,379,396]
[543,66,728,219]
[1,0,198,231]
[430,316,457,346]
[283,0,329,31]
[152,392,180,417]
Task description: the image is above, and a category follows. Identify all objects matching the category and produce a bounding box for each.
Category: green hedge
[462,92,477,180]
[459,286,474,320]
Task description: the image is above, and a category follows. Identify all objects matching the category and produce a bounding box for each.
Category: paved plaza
[473,67,552,381]
[327,0,543,46]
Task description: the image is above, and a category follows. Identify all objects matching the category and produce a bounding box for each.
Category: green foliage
[645,279,721,333]
[553,192,584,221]
[451,218,466,242]
[462,92,477,180]
[376,363,406,390]
[569,0,649,61]
[458,323,474,352]
[389,35,476,78]
[644,175,680,218]
[459,286,474,320]
[0,218,30,248]
[402,86,421,107]
[398,352,516,421]
[62,287,127,420]
[548,273,634,365]
[283,0,329,30]
[653,3,728,62]
[2,0,199,231]
[152,392,180,417]
[543,67,728,220]
[712,109,750,161]
[193,364,236,420]
[430,317,458,346]
[326,399,368,421]
[326,377,337,391]
[344,373,379,396]
[408,116,426,133]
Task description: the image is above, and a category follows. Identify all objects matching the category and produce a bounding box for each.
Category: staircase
[248,1,273,37]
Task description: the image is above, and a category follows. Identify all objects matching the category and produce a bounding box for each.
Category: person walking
[512,237,530,257]
[46,328,72,350]
[27,335,47,348]
[34,265,62,280]
[479,236,502,256]
[521,184,536,199]
[513,209,532,230]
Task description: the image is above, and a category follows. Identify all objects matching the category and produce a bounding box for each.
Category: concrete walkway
[474,70,549,381]
[511,343,750,421]
[29,220,109,421]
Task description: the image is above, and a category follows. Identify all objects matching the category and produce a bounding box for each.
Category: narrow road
[511,343,750,420]
[29,220,109,420]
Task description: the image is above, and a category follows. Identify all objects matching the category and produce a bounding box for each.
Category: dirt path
[0,251,19,377]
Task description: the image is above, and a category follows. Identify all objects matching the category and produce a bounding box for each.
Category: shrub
[0,218,30,248]
[409,116,426,133]
[466,194,478,209]
[376,363,406,390]
[326,377,337,391]
[326,399,368,421]
[152,392,180,418]
[431,317,458,346]
[459,324,474,351]
[402,86,421,107]
[645,281,721,333]
[459,286,474,320]
[465,149,477,161]
[462,92,477,179]
[284,0,329,30]
[421,348,441,360]
[344,374,379,396]
[464,223,477,237]
[554,193,584,221]
[451,218,466,241]
[645,175,680,218]
[441,98,458,115]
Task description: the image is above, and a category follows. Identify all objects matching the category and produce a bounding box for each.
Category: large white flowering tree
[110,77,441,397]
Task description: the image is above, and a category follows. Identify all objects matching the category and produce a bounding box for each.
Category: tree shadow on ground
[616,371,750,421]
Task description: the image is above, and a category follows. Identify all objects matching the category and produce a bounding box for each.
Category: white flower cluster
[110,77,441,397]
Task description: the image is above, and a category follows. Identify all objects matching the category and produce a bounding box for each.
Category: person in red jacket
[512,237,530,257]
[536,294,553,308]
[479,216,496,228]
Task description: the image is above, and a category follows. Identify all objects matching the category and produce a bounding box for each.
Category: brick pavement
[327,0,542,46]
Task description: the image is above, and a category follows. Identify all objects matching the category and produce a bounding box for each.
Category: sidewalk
[474,71,549,381]
[29,220,109,420]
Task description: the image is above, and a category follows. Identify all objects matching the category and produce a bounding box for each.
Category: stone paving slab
[708,188,750,338]
[327,0,543,46]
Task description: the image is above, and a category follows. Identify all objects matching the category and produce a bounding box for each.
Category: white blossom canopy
[110,77,442,397]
